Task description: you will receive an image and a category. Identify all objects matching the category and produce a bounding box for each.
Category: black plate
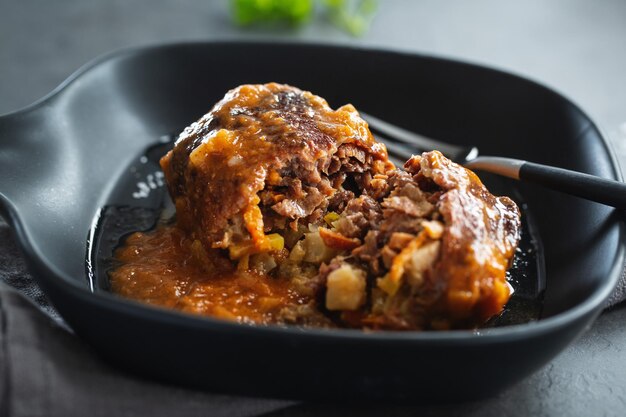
[0,42,623,402]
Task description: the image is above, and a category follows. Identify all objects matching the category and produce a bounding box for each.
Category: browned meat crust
[137,83,523,330]
[161,83,393,254]
[320,151,521,330]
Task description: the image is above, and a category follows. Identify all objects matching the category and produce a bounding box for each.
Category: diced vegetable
[250,253,278,274]
[323,211,340,226]
[266,233,285,251]
[325,263,366,311]
[302,228,336,263]
[318,227,360,250]
[229,233,283,260]
[288,241,306,262]
[404,240,440,287]
[377,232,441,295]
[243,196,269,250]
[422,220,444,239]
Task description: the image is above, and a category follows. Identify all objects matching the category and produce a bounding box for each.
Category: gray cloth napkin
[0,281,293,417]
[0,216,624,417]
[0,218,296,417]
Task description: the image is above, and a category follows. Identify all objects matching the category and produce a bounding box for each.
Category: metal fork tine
[361,111,468,161]
[361,115,626,212]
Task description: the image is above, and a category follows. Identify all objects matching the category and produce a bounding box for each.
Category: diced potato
[325,264,366,311]
[288,241,306,262]
[302,229,336,264]
[422,220,444,239]
[405,240,440,286]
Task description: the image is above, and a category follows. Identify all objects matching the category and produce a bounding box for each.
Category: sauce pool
[109,225,308,324]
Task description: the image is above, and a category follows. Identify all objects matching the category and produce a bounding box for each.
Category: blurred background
[2,1,626,416]
[2,0,626,171]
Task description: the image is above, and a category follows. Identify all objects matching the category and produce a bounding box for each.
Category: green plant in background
[231,0,378,36]
[232,0,315,26]
[324,0,377,36]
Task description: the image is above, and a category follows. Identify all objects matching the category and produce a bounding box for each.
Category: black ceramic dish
[0,42,623,402]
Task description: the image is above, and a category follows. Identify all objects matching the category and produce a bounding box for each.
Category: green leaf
[231,0,315,26]
[323,0,378,36]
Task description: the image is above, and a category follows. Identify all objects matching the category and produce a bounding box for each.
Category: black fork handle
[465,156,626,210]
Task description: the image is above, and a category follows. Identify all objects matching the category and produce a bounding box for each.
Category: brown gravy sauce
[109,225,308,324]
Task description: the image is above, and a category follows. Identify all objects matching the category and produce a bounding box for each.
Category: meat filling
[319,152,521,330]
[113,83,521,330]
[160,83,393,255]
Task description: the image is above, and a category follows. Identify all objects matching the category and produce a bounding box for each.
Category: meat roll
[158,83,521,329]
[160,83,393,259]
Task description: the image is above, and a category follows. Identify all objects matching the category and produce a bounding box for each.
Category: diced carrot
[319,227,361,250]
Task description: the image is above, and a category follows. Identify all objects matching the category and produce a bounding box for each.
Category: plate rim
[0,40,623,343]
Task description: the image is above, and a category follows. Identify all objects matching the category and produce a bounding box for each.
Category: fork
[361,112,626,210]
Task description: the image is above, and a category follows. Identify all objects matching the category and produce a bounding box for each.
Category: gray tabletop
[2,1,626,415]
